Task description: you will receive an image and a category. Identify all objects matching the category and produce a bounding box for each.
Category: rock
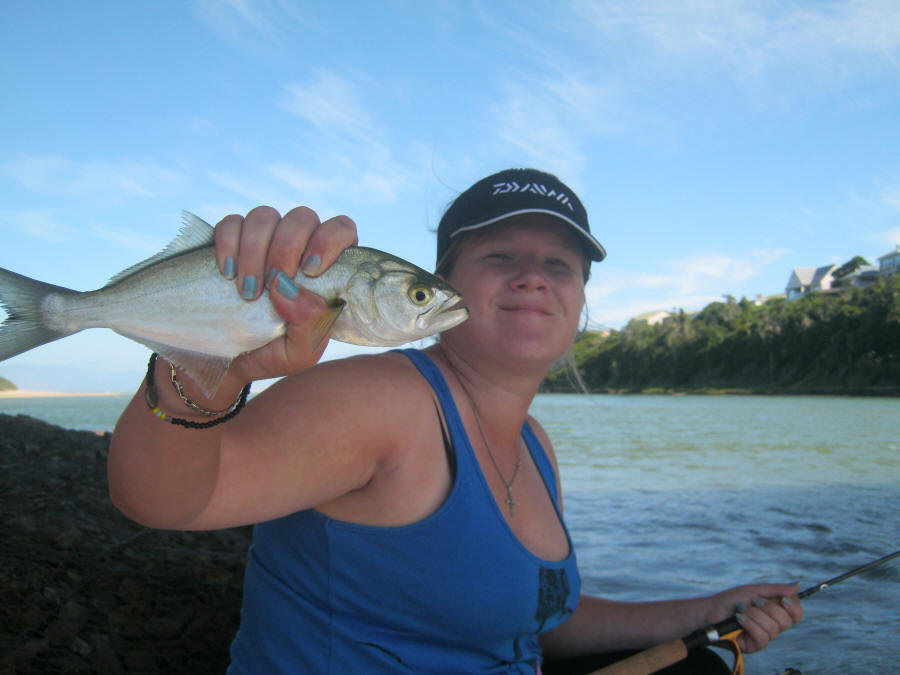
[145,616,182,638]
[0,413,250,673]
[54,525,83,549]
[123,648,159,670]
[69,635,92,656]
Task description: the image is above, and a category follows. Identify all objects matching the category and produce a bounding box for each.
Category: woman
[108,168,802,673]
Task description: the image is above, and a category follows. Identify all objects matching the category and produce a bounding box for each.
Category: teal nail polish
[242,275,258,299]
[753,597,767,608]
[224,257,236,279]
[276,272,299,299]
[302,254,321,275]
[735,613,747,625]
[735,601,748,612]
[781,597,793,608]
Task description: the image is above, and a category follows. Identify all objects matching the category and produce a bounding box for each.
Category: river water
[3,392,898,673]
[532,394,899,673]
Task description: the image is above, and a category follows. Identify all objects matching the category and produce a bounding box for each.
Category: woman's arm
[541,585,802,659]
[107,205,403,531]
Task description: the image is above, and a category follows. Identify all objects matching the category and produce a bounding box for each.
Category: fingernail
[781,597,793,608]
[242,275,258,300]
[301,254,321,276]
[223,257,236,279]
[753,597,767,608]
[275,271,299,299]
[735,602,748,612]
[735,613,747,625]
[266,268,279,285]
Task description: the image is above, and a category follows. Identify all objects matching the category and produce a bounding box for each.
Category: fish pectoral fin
[158,348,232,398]
[310,300,345,351]
[120,334,232,398]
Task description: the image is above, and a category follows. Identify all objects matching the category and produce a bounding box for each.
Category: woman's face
[441,215,587,370]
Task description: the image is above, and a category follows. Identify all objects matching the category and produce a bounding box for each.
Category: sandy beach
[0,390,125,399]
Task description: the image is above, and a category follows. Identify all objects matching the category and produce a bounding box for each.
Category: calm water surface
[3,393,898,673]
[531,394,899,673]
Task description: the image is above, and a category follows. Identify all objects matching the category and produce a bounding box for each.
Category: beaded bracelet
[144,353,251,429]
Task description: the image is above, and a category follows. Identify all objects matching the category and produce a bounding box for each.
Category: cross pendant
[506,490,515,517]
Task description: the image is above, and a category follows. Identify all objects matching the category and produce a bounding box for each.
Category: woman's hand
[706,584,803,653]
[214,205,358,385]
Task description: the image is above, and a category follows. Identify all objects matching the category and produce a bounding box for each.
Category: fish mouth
[416,295,469,331]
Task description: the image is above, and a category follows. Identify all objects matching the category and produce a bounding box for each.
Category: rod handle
[587,639,688,675]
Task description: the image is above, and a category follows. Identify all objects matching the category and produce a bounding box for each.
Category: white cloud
[193,0,302,47]
[2,154,184,201]
[265,165,334,197]
[12,210,77,243]
[89,224,167,256]
[577,0,900,80]
[880,228,900,248]
[490,75,604,178]
[282,70,376,145]
[208,170,282,207]
[276,71,415,205]
[586,247,790,326]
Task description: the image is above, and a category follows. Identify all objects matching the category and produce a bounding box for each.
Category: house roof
[788,264,836,288]
[877,245,900,261]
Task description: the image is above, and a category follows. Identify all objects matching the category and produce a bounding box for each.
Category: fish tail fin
[0,267,76,361]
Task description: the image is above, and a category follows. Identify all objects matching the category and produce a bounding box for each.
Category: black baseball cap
[436,168,606,267]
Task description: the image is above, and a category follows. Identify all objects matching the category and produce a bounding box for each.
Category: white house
[878,246,900,276]
[633,310,671,325]
[839,264,880,288]
[785,264,837,301]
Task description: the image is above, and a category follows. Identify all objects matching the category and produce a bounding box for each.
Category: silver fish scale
[47,247,286,358]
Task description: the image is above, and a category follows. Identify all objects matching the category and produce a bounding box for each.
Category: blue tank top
[228,348,580,674]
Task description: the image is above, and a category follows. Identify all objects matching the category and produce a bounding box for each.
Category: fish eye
[408,283,434,306]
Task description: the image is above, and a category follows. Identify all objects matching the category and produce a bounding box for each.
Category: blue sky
[2,1,899,392]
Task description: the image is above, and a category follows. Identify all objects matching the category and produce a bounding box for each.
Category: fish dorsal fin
[105,211,216,286]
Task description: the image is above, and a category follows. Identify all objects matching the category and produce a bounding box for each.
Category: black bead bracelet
[144,353,251,429]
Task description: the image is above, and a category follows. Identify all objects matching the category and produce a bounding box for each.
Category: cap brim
[450,208,606,262]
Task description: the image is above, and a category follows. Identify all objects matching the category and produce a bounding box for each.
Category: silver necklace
[454,375,523,517]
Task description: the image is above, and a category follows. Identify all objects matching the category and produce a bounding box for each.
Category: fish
[0,212,468,394]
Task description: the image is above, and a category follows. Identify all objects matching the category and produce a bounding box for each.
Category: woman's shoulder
[283,350,434,421]
[309,349,426,385]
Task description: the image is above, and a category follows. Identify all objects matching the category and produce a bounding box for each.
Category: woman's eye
[546,258,572,271]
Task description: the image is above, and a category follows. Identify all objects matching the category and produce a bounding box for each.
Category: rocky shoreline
[1,413,251,674]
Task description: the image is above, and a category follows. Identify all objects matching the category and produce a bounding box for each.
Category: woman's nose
[510,259,548,289]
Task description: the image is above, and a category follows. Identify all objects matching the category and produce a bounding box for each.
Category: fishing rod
[589,549,900,675]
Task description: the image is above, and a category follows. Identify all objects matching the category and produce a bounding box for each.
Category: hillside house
[836,264,880,289]
[633,310,671,325]
[785,264,837,301]
[878,246,900,276]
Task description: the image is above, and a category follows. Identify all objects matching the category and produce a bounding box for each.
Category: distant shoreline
[0,390,126,399]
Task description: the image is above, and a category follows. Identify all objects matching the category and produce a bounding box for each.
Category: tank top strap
[399,349,561,507]
[521,422,560,505]
[397,348,455,413]
[396,348,475,471]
